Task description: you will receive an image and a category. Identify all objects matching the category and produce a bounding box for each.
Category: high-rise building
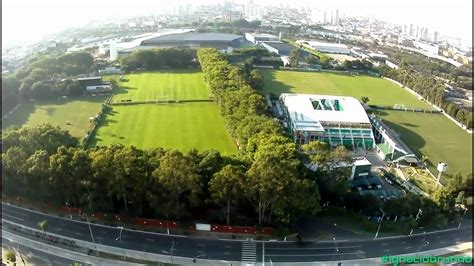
[433,31,439,43]
[245,0,254,20]
[334,9,339,25]
[421,28,429,42]
[409,24,414,37]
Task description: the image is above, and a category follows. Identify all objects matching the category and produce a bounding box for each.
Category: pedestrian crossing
[241,241,257,263]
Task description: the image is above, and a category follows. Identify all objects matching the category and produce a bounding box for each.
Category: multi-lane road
[2,202,472,263]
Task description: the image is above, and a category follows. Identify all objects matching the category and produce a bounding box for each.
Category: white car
[385,177,393,184]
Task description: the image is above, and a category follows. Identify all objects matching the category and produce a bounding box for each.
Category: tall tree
[209,165,247,224]
[154,150,201,218]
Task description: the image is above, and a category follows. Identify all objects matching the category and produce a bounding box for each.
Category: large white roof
[280,94,371,127]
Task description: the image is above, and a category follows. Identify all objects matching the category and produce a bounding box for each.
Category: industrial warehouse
[279,93,375,150]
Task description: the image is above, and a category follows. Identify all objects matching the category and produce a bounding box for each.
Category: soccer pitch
[261,70,432,109]
[373,110,472,176]
[110,70,211,103]
[2,97,106,138]
[90,103,237,154]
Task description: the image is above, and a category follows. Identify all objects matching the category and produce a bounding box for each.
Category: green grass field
[373,110,472,176]
[110,70,211,103]
[2,97,107,138]
[261,70,432,109]
[90,103,237,154]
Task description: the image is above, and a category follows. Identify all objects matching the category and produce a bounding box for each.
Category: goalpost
[393,104,406,110]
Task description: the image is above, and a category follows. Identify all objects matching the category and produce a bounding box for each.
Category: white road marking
[74,232,83,236]
[146,238,154,242]
[381,243,389,246]
[440,241,445,244]
[224,245,232,248]
[404,247,412,250]
[384,249,390,252]
[2,213,25,222]
[266,245,362,250]
[3,209,28,217]
[266,252,363,257]
[197,244,205,247]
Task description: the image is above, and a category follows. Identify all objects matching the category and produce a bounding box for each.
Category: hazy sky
[2,0,472,48]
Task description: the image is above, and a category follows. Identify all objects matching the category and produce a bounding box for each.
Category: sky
[2,0,472,49]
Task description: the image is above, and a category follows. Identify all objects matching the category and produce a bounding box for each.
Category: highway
[2,202,472,263]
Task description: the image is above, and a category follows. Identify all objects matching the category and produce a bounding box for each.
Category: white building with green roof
[279,93,375,150]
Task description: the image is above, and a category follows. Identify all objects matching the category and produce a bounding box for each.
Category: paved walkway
[2,230,141,265]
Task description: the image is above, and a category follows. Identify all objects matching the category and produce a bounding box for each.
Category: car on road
[384,177,393,184]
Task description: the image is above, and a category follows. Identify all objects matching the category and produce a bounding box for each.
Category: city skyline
[2,0,472,49]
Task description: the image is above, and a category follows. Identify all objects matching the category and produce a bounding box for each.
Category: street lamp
[116,226,124,241]
[82,213,97,253]
[65,202,72,219]
[333,237,339,261]
[409,209,422,236]
[170,241,175,264]
[374,208,385,239]
[458,208,468,229]
[416,231,429,256]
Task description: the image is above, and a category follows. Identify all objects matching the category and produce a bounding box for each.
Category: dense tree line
[120,48,197,71]
[2,75,21,113]
[380,65,472,128]
[2,52,95,105]
[2,124,321,226]
[381,46,473,90]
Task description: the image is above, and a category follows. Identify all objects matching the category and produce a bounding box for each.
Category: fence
[369,105,442,114]
[109,98,213,106]
[382,76,472,134]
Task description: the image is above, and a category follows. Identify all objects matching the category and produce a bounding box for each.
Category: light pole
[435,162,447,187]
[116,226,124,241]
[333,237,339,261]
[170,241,175,264]
[374,209,385,239]
[82,213,97,253]
[458,208,468,228]
[409,209,422,236]
[65,202,72,219]
[416,231,429,256]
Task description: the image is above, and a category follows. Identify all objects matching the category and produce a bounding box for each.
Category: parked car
[385,177,393,184]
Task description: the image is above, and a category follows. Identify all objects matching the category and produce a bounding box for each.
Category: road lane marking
[2,213,25,222]
[401,241,406,244]
[266,252,363,257]
[224,252,231,255]
[440,241,445,244]
[381,243,389,246]
[146,238,154,242]
[404,247,412,250]
[74,232,83,236]
[96,237,104,240]
[266,245,362,250]
[2,209,28,217]
[436,236,441,239]
[197,244,205,247]
[384,249,390,252]
[224,245,232,248]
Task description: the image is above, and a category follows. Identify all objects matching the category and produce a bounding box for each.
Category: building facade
[280,93,375,150]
